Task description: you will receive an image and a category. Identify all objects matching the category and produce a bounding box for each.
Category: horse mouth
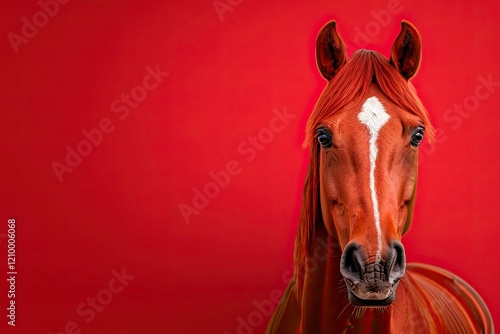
[344,277,399,307]
[347,287,396,307]
[339,241,406,307]
[340,258,403,307]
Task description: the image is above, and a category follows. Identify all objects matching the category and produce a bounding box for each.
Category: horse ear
[316,20,347,81]
[390,20,422,80]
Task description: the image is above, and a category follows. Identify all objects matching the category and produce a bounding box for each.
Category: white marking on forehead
[357,96,390,263]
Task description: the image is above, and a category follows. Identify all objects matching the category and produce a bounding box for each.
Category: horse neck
[298,225,393,333]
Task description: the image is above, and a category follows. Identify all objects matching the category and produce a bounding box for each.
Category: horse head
[304,20,434,307]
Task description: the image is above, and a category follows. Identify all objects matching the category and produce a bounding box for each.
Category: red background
[1,0,499,333]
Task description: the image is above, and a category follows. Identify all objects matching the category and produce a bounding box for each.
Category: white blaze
[357,96,390,263]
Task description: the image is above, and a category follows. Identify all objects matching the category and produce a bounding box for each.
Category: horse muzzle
[340,241,406,307]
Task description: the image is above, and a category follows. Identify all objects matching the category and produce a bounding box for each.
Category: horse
[266,20,494,333]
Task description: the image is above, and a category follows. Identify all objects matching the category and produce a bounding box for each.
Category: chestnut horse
[266,21,494,333]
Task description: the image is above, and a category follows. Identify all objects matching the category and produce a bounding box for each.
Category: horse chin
[345,281,400,307]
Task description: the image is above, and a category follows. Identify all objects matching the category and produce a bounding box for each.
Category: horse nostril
[388,240,406,283]
[340,242,364,283]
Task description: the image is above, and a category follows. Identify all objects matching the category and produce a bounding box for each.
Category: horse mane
[294,49,435,297]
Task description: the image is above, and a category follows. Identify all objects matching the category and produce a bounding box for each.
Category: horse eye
[316,128,332,148]
[410,127,425,147]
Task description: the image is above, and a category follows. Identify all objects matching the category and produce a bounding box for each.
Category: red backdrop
[1,0,499,333]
